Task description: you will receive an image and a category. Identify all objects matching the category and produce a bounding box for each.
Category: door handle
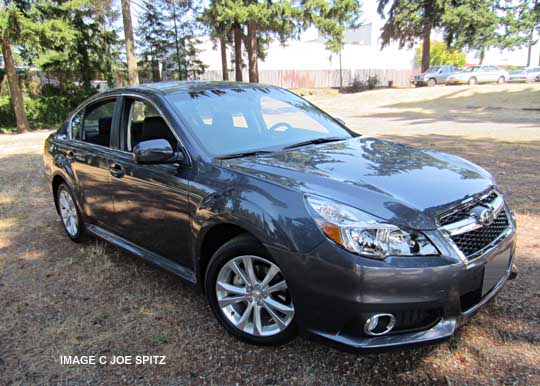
[109,163,125,178]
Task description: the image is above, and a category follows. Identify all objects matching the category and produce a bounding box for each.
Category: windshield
[426,66,441,73]
[166,86,352,157]
[463,67,480,72]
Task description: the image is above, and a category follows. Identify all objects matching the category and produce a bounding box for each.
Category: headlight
[305,195,439,260]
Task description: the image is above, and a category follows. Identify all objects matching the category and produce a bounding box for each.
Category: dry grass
[1,85,539,385]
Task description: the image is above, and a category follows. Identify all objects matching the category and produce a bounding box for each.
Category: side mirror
[335,117,346,127]
[133,139,179,164]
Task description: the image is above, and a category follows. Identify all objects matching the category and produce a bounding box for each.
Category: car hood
[222,137,494,230]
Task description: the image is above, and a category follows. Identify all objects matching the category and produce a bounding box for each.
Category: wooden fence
[200,69,413,88]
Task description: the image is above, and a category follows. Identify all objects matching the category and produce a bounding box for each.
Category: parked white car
[446,65,508,85]
[508,67,540,83]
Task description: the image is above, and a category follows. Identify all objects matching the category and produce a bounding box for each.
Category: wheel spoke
[264,297,294,317]
[253,304,263,336]
[236,301,254,331]
[218,295,248,308]
[242,256,259,285]
[260,265,279,289]
[263,303,287,331]
[59,194,69,210]
[266,280,287,294]
[230,260,251,286]
[216,281,247,296]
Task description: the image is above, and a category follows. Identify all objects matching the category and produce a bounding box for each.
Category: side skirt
[86,224,197,284]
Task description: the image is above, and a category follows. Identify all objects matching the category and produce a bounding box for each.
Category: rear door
[107,96,193,267]
[67,97,120,224]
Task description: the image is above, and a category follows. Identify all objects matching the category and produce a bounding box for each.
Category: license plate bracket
[482,248,512,296]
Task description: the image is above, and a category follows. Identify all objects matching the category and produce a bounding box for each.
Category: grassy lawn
[1,84,539,385]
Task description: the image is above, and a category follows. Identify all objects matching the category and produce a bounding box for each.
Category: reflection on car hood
[222,137,494,230]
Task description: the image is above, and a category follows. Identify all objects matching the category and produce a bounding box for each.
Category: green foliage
[0,92,94,128]
[138,0,206,81]
[377,0,446,49]
[347,74,379,92]
[302,0,363,53]
[416,41,467,67]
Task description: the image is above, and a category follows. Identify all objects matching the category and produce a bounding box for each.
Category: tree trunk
[526,29,534,67]
[171,0,183,80]
[421,24,431,73]
[233,23,243,82]
[479,48,485,65]
[220,35,229,81]
[246,21,258,83]
[121,0,139,85]
[1,36,30,133]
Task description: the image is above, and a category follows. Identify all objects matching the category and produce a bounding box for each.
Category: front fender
[192,186,325,258]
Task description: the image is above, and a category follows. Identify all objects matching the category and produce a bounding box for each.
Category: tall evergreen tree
[137,0,205,82]
[377,0,445,72]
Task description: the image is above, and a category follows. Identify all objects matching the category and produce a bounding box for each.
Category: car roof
[103,80,273,96]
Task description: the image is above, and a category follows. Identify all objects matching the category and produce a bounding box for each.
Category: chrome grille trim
[437,190,512,262]
[440,194,505,236]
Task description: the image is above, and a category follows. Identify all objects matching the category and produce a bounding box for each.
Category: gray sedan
[411,65,457,87]
[446,65,508,85]
[508,67,540,83]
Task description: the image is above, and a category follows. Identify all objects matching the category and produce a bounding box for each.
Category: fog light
[364,313,397,336]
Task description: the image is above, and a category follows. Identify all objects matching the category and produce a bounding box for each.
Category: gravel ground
[1,84,539,385]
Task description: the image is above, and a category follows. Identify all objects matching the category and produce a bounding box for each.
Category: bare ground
[1,84,539,385]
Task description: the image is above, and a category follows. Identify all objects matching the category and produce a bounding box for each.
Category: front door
[68,98,119,225]
[108,97,192,267]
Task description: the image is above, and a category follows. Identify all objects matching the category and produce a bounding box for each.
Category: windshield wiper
[217,150,275,160]
[282,137,348,150]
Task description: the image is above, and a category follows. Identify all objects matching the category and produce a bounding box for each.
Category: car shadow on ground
[1,136,539,384]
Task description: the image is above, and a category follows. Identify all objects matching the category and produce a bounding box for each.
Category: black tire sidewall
[205,235,297,346]
[57,183,84,242]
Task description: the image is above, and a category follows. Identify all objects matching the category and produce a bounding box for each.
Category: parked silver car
[411,65,457,87]
[446,65,508,85]
[508,67,540,83]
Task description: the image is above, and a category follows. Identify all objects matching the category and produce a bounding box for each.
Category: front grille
[438,191,498,226]
[450,210,509,257]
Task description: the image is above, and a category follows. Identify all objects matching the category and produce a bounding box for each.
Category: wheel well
[52,175,66,213]
[198,223,253,288]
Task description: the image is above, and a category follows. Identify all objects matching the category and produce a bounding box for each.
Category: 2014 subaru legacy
[43,81,518,350]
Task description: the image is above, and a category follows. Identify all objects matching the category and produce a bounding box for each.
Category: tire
[427,78,436,87]
[56,183,84,242]
[468,77,477,86]
[497,76,505,84]
[205,234,297,346]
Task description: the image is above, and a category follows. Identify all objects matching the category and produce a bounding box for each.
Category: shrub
[416,41,467,68]
[0,89,95,129]
[347,75,380,93]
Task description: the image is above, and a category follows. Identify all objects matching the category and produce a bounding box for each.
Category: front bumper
[266,223,517,351]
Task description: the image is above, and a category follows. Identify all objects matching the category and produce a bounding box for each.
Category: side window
[127,100,177,151]
[70,110,84,140]
[81,100,116,147]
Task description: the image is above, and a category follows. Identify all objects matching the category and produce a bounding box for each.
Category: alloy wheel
[59,189,79,237]
[215,255,294,337]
